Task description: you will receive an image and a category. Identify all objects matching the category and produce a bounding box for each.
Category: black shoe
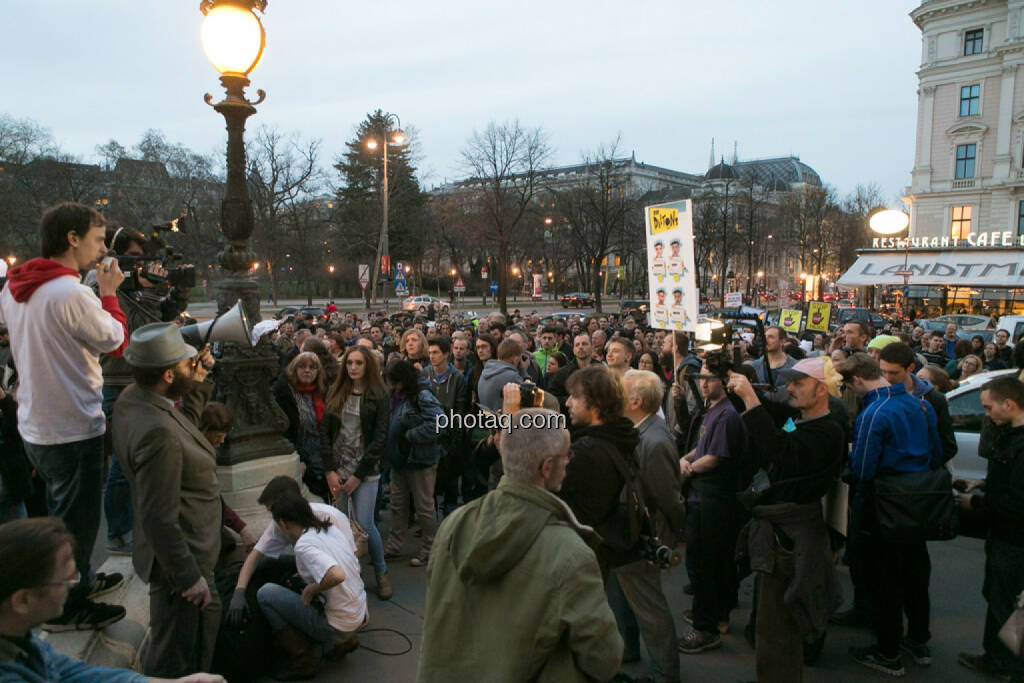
[830,607,870,628]
[678,629,721,654]
[850,645,905,677]
[42,600,126,632]
[87,572,124,600]
[900,637,931,665]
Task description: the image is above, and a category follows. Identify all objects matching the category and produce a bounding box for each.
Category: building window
[951,205,972,239]
[955,143,976,179]
[1019,201,1024,236]
[964,29,984,55]
[959,85,980,116]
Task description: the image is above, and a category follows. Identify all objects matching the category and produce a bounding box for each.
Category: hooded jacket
[909,373,958,463]
[417,477,622,683]
[560,416,640,530]
[476,359,522,412]
[386,377,445,469]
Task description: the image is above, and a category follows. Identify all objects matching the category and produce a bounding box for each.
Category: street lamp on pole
[366,113,405,308]
[868,208,911,319]
[200,0,292,466]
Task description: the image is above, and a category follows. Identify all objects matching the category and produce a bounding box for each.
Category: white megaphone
[180,300,253,349]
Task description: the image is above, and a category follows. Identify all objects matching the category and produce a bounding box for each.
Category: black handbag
[871,467,958,543]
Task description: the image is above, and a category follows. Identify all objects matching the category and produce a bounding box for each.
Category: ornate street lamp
[200,0,292,466]
[365,113,405,308]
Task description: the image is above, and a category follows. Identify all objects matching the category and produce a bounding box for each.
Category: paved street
[263,512,992,682]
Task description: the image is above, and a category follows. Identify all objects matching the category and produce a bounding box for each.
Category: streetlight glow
[868,208,910,236]
[544,217,552,225]
[328,265,335,274]
[6,256,16,265]
[200,3,265,76]
[392,132,405,145]
[366,139,378,150]
[251,261,259,270]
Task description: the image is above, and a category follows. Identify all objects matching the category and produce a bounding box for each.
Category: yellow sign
[805,301,831,332]
[780,308,802,333]
[648,208,679,235]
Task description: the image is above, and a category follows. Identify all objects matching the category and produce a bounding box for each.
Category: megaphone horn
[181,300,253,349]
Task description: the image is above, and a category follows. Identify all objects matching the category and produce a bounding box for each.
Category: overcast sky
[3,0,921,200]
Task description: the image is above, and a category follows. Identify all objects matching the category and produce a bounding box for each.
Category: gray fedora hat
[124,322,197,368]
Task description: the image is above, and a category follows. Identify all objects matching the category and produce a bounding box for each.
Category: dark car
[618,299,648,315]
[275,306,327,321]
[560,292,595,308]
[832,307,887,331]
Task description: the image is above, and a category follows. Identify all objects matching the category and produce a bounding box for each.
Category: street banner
[780,308,803,333]
[644,200,696,332]
[532,273,543,298]
[806,301,831,332]
[724,292,743,308]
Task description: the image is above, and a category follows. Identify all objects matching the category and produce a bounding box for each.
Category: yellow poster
[805,301,831,332]
[780,308,802,333]
[648,208,679,234]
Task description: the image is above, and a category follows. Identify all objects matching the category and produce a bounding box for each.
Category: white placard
[724,292,743,308]
[644,200,697,332]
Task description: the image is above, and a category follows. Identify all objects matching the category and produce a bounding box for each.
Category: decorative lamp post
[366,113,405,307]
[868,208,911,319]
[200,0,292,468]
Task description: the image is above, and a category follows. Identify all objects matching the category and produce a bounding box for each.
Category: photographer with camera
[726,358,844,683]
[605,369,685,683]
[0,202,129,632]
[476,338,527,412]
[99,225,192,556]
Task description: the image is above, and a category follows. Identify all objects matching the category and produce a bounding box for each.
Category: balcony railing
[951,178,976,189]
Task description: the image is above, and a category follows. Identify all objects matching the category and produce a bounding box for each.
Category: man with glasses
[0,516,222,682]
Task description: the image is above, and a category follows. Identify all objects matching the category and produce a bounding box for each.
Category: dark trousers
[23,435,104,610]
[756,548,804,683]
[982,539,1024,674]
[102,385,133,540]
[690,494,739,633]
[866,536,931,658]
[607,561,680,683]
[144,564,221,678]
[684,500,699,587]
[845,480,872,616]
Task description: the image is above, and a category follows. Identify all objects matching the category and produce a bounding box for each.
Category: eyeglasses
[39,571,80,588]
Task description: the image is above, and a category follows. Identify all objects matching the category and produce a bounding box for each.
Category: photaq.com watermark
[436,411,567,435]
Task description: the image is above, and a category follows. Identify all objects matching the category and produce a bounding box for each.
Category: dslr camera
[519,380,545,409]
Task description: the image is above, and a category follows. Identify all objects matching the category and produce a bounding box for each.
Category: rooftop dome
[705,160,740,181]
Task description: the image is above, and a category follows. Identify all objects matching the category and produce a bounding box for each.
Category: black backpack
[597,446,654,568]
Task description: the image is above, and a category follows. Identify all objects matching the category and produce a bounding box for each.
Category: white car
[401,296,450,313]
[945,367,1019,481]
[997,315,1024,344]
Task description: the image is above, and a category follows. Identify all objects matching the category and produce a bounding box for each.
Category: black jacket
[319,389,390,480]
[547,358,595,414]
[271,379,304,447]
[559,417,640,529]
[973,420,1024,547]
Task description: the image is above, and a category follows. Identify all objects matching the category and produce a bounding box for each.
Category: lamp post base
[217,451,300,533]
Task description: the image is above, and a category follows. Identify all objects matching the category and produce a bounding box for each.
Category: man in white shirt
[0,202,128,632]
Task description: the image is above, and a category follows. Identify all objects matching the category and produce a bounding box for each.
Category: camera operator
[98,226,192,556]
[726,358,844,683]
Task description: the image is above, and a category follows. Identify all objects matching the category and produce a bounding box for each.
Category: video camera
[639,534,681,570]
[112,213,196,290]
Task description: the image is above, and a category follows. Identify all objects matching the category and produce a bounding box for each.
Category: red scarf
[295,383,325,423]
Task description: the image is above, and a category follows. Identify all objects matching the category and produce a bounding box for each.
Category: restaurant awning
[837,249,1024,288]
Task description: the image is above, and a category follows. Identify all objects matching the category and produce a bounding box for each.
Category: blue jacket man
[850,382,940,482]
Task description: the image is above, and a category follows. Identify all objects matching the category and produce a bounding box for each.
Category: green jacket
[417,476,622,683]
[533,346,558,376]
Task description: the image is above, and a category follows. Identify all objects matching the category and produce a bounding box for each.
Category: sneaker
[42,600,126,632]
[831,608,870,627]
[409,553,428,567]
[678,629,721,654]
[106,536,132,556]
[900,637,931,665]
[850,645,905,677]
[681,610,727,635]
[87,573,125,600]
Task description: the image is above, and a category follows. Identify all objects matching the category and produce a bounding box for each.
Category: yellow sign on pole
[780,308,803,333]
[805,301,831,332]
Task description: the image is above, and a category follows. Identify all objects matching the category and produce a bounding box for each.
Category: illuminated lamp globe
[201,4,265,76]
[868,209,910,236]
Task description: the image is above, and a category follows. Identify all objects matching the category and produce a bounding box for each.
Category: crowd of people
[0,201,1023,682]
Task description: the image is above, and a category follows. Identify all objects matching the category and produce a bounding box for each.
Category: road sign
[481,266,488,280]
[490,281,498,294]
[454,276,466,293]
[724,292,743,307]
[394,269,408,297]
[358,264,369,291]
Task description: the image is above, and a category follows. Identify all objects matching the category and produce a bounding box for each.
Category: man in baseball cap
[112,322,222,677]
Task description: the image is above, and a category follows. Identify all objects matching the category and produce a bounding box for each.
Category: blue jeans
[23,435,104,608]
[257,583,347,649]
[335,478,386,575]
[102,385,133,540]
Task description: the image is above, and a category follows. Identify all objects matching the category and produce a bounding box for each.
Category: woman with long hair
[321,346,392,599]
[400,329,429,369]
[958,353,984,381]
[469,333,498,404]
[382,360,444,567]
[273,352,330,502]
[258,493,365,680]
